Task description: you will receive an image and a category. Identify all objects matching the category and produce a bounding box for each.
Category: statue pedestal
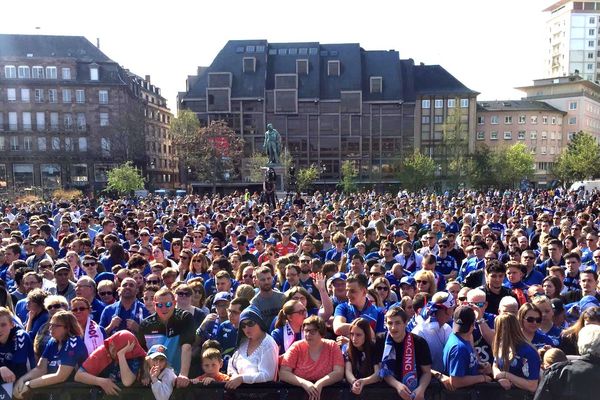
[268,164,285,192]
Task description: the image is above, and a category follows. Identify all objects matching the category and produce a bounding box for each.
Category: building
[0,34,177,195]
[544,0,600,81]
[178,40,477,189]
[476,100,567,184]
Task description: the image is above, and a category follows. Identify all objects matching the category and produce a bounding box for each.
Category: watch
[476,318,486,324]
[25,381,31,389]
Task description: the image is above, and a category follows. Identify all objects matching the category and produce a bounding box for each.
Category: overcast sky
[3,0,549,113]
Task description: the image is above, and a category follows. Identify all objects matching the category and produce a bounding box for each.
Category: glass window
[48,89,57,103]
[434,99,443,108]
[37,137,46,151]
[13,164,33,187]
[75,89,85,103]
[447,99,456,108]
[34,89,44,102]
[0,164,7,189]
[64,113,73,130]
[421,99,430,109]
[90,67,98,81]
[32,66,44,79]
[51,137,60,151]
[23,136,32,151]
[7,88,16,101]
[71,164,88,183]
[62,89,72,103]
[460,99,469,108]
[98,90,108,104]
[101,138,111,156]
[22,112,31,131]
[17,66,29,78]
[78,137,87,152]
[100,113,109,126]
[20,88,30,102]
[45,66,57,79]
[61,68,71,80]
[4,66,16,79]
[40,164,61,189]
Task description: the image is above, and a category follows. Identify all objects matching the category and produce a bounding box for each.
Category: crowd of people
[0,188,599,400]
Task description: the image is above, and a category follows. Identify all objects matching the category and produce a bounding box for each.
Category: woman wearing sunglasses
[226,305,278,389]
[33,295,68,358]
[492,313,540,393]
[272,300,307,355]
[518,303,556,349]
[14,311,87,399]
[71,297,106,355]
[369,277,397,309]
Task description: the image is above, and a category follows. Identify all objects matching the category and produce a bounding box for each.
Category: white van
[569,180,600,192]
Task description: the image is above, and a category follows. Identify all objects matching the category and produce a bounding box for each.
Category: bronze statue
[263,123,281,164]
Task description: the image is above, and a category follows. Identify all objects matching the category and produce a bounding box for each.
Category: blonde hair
[414,270,436,296]
[493,313,533,372]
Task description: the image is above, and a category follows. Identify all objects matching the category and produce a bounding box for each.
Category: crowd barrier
[29,381,534,400]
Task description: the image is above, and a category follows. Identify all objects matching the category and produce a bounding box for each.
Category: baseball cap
[147,344,168,359]
[453,305,476,333]
[399,276,416,287]
[32,239,46,247]
[213,292,232,304]
[54,262,70,273]
[551,298,565,313]
[393,230,408,239]
[327,272,347,287]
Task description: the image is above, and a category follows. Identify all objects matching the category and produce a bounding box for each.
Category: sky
[2,0,550,113]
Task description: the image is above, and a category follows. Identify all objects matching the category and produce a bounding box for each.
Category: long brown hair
[493,313,533,371]
[274,300,302,329]
[561,306,600,342]
[51,310,83,339]
[347,318,376,378]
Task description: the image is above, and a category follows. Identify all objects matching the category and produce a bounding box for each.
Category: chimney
[96,38,100,49]
[145,75,151,83]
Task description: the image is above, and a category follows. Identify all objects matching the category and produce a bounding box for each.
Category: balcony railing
[29,380,534,400]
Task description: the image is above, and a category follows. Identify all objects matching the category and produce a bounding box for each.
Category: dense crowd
[0,188,599,400]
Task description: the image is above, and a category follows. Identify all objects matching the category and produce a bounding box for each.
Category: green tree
[245,152,270,183]
[401,152,436,192]
[106,162,145,196]
[553,131,600,186]
[494,143,535,188]
[296,165,320,192]
[172,116,244,193]
[441,102,470,188]
[339,160,358,193]
[468,144,498,189]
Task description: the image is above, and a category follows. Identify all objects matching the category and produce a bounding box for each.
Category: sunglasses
[83,262,96,267]
[375,286,389,292]
[146,280,160,285]
[99,291,114,296]
[370,272,383,277]
[155,301,173,309]
[176,292,191,297]
[300,259,310,263]
[470,301,485,308]
[240,320,257,329]
[71,307,89,313]
[289,308,307,316]
[523,316,542,324]
[458,296,467,301]
[47,304,64,310]
[140,233,150,237]
[180,257,189,261]
[416,280,429,284]
[49,323,65,329]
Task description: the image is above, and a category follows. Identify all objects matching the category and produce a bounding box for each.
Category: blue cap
[265,238,277,245]
[327,272,347,286]
[400,276,416,287]
[94,272,115,285]
[213,291,232,304]
[579,295,600,312]
[393,230,408,238]
[147,344,168,359]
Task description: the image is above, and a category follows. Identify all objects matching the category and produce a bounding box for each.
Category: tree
[494,143,535,188]
[553,131,600,186]
[106,162,145,196]
[401,152,435,192]
[296,165,320,192]
[468,144,497,189]
[339,160,358,193]
[246,152,270,183]
[441,102,470,188]
[172,114,243,193]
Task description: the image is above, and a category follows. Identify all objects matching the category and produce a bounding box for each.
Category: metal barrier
[29,381,534,400]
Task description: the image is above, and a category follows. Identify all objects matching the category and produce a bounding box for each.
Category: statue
[263,123,281,164]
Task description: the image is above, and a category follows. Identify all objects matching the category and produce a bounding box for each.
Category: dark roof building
[179,40,478,188]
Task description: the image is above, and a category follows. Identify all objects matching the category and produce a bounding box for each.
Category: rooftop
[0,34,112,62]
[477,100,565,113]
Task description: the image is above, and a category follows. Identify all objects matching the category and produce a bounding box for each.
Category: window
[90,66,98,81]
[0,138,4,151]
[518,115,526,124]
[530,131,537,139]
[48,89,57,103]
[22,112,31,130]
[422,116,430,124]
[477,116,484,124]
[590,40,595,47]
[50,113,58,130]
[460,98,469,108]
[551,131,556,140]
[518,131,526,140]
[101,138,111,156]
[8,112,17,131]
[327,60,340,76]
[421,99,430,109]
[588,63,594,71]
[569,117,577,124]
[77,113,86,130]
[34,89,44,103]
[541,146,547,155]
[551,116,557,124]
[434,99,444,108]
[20,88,30,102]
[13,164,33,187]
[32,66,44,79]
[296,59,309,75]
[17,66,29,78]
[10,137,18,151]
[51,137,60,151]
[45,66,57,79]
[75,89,85,104]
[370,76,383,93]
[23,137,32,151]
[591,17,596,23]
[64,137,73,151]
[504,131,512,139]
[569,101,578,110]
[476,131,485,140]
[434,115,444,124]
[491,131,498,140]
[37,137,46,152]
[98,90,108,104]
[61,68,71,80]
[64,113,73,130]
[100,112,109,126]
[36,112,45,131]
[62,89,72,103]
[504,116,512,124]
[4,65,16,78]
[531,116,538,124]
[591,29,596,35]
[589,52,595,59]
[78,138,87,152]
[542,116,548,124]
[242,57,256,73]
[447,99,456,108]
[7,88,16,102]
[542,131,548,139]
[491,115,499,124]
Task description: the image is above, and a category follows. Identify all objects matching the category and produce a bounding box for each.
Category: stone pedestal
[267,164,285,192]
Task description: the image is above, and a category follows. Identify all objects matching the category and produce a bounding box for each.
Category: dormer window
[370,77,383,94]
[90,64,99,81]
[328,60,340,76]
[243,57,256,73]
[296,59,309,75]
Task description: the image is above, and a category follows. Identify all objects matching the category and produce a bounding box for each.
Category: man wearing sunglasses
[465,289,495,365]
[137,287,195,388]
[100,277,149,336]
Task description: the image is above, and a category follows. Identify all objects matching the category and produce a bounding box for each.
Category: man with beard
[478,261,515,315]
[100,277,149,335]
[250,266,285,326]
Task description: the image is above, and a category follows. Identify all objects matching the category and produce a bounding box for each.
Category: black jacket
[534,355,600,400]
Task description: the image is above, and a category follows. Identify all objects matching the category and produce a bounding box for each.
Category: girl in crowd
[176,249,194,282]
[532,296,562,340]
[559,305,600,355]
[33,295,68,358]
[187,253,210,282]
[542,276,563,300]
[237,263,255,286]
[518,303,557,349]
[14,311,87,399]
[272,300,308,355]
[0,307,35,383]
[25,289,49,337]
[344,318,382,395]
[369,277,397,309]
[414,270,436,297]
[492,313,541,393]
[284,287,320,317]
[174,283,206,328]
[70,297,105,355]
[280,316,344,400]
[169,239,183,263]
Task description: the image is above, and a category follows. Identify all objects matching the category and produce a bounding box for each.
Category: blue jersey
[443,333,479,377]
[531,329,558,349]
[457,257,484,283]
[42,336,88,374]
[436,255,458,275]
[215,321,238,372]
[473,312,495,364]
[0,327,35,379]
[496,343,540,380]
[334,299,385,333]
[99,300,149,333]
[271,326,302,355]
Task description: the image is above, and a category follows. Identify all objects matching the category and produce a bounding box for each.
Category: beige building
[476,100,566,184]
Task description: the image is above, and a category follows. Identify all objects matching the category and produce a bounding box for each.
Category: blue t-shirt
[495,343,541,380]
[523,269,545,286]
[271,326,302,355]
[99,300,149,333]
[42,336,88,374]
[90,298,106,323]
[0,327,35,379]
[436,255,458,275]
[334,299,385,333]
[531,329,558,349]
[443,333,479,377]
[215,321,238,372]
[473,312,495,364]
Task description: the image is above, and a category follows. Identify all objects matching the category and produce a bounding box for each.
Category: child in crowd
[191,345,230,385]
[540,347,567,370]
[146,344,177,400]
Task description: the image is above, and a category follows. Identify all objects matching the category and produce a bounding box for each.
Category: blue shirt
[271,326,302,355]
[42,336,88,374]
[473,312,495,364]
[0,327,35,379]
[495,343,541,380]
[523,269,545,286]
[457,257,484,283]
[90,298,106,323]
[215,321,238,372]
[443,333,479,377]
[436,255,458,275]
[99,300,149,333]
[531,329,558,349]
[334,299,385,333]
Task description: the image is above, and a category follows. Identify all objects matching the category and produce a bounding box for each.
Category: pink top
[281,339,344,382]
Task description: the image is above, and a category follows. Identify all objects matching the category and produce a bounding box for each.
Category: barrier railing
[29,381,534,400]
